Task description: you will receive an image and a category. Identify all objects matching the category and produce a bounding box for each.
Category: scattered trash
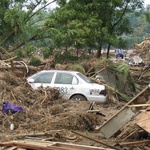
[2,102,23,115]
[10,123,15,130]
[88,102,95,110]
[128,53,144,66]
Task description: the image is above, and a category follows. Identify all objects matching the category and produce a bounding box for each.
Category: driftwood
[119,140,150,146]
[71,130,120,150]
[0,141,64,150]
[0,59,40,77]
[0,64,40,72]
[0,140,114,150]
[0,130,62,139]
[127,104,150,107]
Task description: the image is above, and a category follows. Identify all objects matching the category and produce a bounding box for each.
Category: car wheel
[71,95,87,101]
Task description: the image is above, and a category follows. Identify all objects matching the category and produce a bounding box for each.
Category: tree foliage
[45,0,144,58]
[0,0,149,59]
[0,0,56,57]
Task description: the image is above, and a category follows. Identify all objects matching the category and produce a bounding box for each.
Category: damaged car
[27,70,107,103]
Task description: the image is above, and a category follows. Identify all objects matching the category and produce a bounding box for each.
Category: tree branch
[25,0,56,24]
[112,2,128,28]
[8,35,37,52]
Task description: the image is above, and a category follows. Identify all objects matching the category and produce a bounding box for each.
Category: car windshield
[77,73,92,83]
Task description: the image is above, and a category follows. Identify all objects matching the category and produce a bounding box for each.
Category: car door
[29,72,55,89]
[54,72,79,99]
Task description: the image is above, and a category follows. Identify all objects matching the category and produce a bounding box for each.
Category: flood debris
[96,84,150,150]
[98,84,150,139]
[71,130,120,150]
[0,54,149,149]
[2,102,23,114]
[0,139,114,150]
[135,106,150,134]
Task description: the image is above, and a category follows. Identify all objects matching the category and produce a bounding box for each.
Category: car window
[77,73,91,83]
[54,73,78,84]
[33,72,54,83]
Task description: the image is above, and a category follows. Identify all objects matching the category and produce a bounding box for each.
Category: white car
[27,70,107,103]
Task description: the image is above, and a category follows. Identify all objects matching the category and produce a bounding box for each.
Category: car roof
[27,70,81,79]
[37,70,80,74]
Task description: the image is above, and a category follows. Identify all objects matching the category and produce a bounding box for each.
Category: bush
[16,50,24,58]
[25,45,36,56]
[67,64,85,74]
[55,51,78,63]
[29,57,41,66]
[42,47,53,59]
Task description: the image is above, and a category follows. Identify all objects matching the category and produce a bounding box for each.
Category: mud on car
[27,70,107,103]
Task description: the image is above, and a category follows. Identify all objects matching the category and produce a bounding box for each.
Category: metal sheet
[99,107,136,139]
[98,85,149,139]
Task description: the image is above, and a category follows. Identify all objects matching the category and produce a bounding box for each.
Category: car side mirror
[27,78,35,83]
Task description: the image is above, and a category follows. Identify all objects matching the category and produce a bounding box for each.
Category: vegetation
[0,0,149,102]
[0,0,149,59]
[0,0,56,58]
[29,56,41,66]
[45,0,144,58]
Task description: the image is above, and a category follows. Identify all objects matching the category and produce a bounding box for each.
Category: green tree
[45,0,144,58]
[0,0,56,58]
[124,6,150,47]
[145,5,150,23]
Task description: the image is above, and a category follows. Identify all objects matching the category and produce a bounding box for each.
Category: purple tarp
[2,102,23,114]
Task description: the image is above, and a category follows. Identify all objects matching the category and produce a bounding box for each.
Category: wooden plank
[127,104,150,107]
[52,143,114,150]
[119,140,150,146]
[17,148,26,150]
[0,140,115,150]
[71,130,120,150]
[87,110,101,113]
[1,146,18,150]
[135,111,150,134]
[98,85,149,139]
[0,141,66,150]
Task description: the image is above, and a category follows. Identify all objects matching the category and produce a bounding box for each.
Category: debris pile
[133,39,150,64]
[0,57,149,149]
[134,39,150,53]
[98,84,150,149]
[0,71,107,141]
